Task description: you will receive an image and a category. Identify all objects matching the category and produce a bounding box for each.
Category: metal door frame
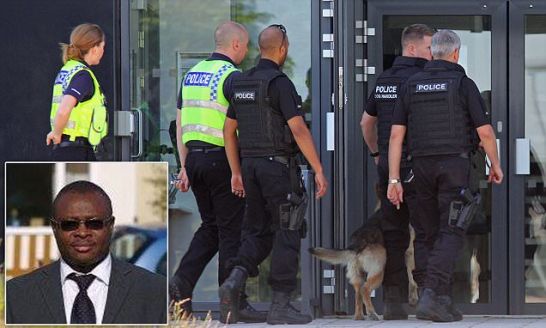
[120,0,132,161]
[119,0,336,317]
[508,0,546,315]
[303,0,337,318]
[365,0,509,315]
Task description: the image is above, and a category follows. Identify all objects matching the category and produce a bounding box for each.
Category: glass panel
[130,0,311,303]
[383,16,492,303]
[524,15,546,303]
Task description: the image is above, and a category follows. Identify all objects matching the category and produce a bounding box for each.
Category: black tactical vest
[406,62,476,157]
[374,57,426,163]
[231,67,297,157]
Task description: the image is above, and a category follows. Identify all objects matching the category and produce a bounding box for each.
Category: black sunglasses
[268,24,287,45]
[50,216,114,231]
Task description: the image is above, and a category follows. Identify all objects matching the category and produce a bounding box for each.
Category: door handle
[515,138,530,175]
[327,112,334,151]
[131,108,143,159]
[485,139,500,176]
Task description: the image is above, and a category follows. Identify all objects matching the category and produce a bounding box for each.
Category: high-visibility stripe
[181,124,224,139]
[181,109,226,130]
[49,119,76,129]
[182,99,228,114]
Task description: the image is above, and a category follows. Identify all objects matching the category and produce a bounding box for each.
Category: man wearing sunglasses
[6,180,167,324]
[222,24,328,325]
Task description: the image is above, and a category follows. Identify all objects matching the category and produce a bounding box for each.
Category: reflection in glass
[524,15,546,303]
[383,16,492,303]
[130,0,311,302]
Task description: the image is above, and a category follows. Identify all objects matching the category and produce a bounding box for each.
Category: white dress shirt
[60,254,111,324]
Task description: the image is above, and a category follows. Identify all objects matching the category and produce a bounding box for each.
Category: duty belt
[459,152,470,159]
[268,156,289,166]
[53,135,91,149]
[188,146,223,153]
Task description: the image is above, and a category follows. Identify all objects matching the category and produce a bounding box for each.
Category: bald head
[215,21,247,50]
[213,21,248,65]
[258,25,288,66]
[259,26,286,53]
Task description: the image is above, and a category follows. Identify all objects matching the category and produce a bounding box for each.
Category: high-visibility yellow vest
[180,59,238,146]
[50,60,107,146]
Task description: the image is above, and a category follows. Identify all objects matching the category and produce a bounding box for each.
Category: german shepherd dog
[309,212,386,320]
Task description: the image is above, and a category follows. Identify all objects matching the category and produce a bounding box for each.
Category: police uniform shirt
[392,60,489,129]
[177,52,241,147]
[226,58,303,122]
[63,60,95,104]
[365,56,427,116]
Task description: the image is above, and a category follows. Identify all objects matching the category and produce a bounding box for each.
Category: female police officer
[46,23,108,161]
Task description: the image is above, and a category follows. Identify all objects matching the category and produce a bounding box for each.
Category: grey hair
[431,30,461,59]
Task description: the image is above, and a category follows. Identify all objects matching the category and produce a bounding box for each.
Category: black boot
[169,276,192,318]
[437,295,463,321]
[383,286,408,320]
[219,266,248,324]
[267,291,312,325]
[239,298,267,323]
[416,288,454,322]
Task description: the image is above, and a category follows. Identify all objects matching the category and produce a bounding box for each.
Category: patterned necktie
[68,273,97,324]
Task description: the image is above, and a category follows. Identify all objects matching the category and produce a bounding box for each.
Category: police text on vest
[374,84,398,99]
[234,91,256,101]
[415,82,448,93]
[184,72,213,87]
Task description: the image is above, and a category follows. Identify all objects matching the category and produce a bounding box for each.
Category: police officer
[361,24,434,320]
[47,23,108,161]
[170,21,265,323]
[388,30,503,322]
[221,24,328,325]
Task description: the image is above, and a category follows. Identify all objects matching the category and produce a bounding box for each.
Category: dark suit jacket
[6,257,167,324]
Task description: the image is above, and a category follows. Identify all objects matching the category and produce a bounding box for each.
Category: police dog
[309,213,386,320]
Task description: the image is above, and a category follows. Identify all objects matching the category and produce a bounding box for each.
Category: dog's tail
[308,247,355,265]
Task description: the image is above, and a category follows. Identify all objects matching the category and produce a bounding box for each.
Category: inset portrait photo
[4,162,168,325]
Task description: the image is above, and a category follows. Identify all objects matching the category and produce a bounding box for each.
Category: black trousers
[413,155,470,296]
[50,144,96,161]
[227,157,301,293]
[377,158,416,301]
[172,150,245,299]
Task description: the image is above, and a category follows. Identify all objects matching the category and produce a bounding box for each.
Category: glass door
[366,0,508,314]
[126,0,314,315]
[508,0,546,315]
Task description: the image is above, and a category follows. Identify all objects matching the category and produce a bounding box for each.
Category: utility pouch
[88,105,108,146]
[448,188,482,231]
[279,192,308,232]
[279,203,292,230]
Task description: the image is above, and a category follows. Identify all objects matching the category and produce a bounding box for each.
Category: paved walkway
[216,316,546,328]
